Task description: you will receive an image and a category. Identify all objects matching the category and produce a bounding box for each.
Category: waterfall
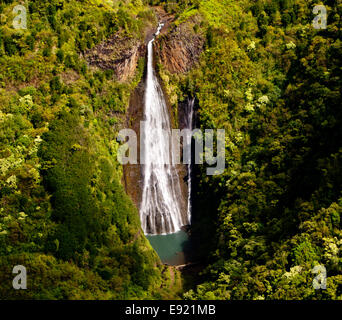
[140,23,188,235]
[185,98,195,222]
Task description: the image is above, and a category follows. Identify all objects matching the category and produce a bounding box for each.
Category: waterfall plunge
[185,98,195,221]
[140,24,189,235]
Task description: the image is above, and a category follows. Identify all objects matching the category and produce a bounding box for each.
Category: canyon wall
[154,20,204,74]
[84,34,146,82]
[83,11,204,229]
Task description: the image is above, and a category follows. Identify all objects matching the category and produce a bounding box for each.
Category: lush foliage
[158,0,342,300]
[0,0,177,299]
[1,0,341,300]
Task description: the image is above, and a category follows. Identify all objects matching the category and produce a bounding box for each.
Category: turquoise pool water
[146,230,192,266]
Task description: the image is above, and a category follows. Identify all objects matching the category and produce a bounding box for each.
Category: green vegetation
[157,0,342,299]
[0,0,341,300]
[0,0,179,299]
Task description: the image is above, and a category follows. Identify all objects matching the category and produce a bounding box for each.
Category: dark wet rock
[83,35,145,82]
[154,21,204,74]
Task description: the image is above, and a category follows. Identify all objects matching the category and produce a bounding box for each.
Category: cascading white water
[185,98,195,221]
[140,23,188,235]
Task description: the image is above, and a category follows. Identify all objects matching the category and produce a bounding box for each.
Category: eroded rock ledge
[154,22,205,74]
[83,9,204,82]
[83,35,145,82]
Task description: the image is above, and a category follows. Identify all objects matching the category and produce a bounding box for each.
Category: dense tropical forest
[0,0,341,300]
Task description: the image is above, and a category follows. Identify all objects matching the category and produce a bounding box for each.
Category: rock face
[123,64,189,235]
[154,22,204,74]
[83,9,204,80]
[84,35,145,82]
[123,78,145,207]
[123,17,203,224]
[86,10,203,233]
